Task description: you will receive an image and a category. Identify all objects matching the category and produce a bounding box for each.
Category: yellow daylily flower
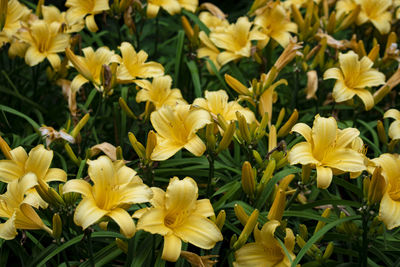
[0,0,31,46]
[384,109,400,140]
[150,104,211,161]
[254,2,298,48]
[371,154,400,229]
[234,220,296,267]
[136,177,223,262]
[335,0,357,19]
[0,173,52,240]
[18,20,69,69]
[288,115,366,189]
[357,0,392,34]
[66,46,116,93]
[146,0,181,18]
[42,5,84,33]
[193,90,255,123]
[135,75,185,109]
[323,51,385,111]
[62,156,153,238]
[115,42,164,83]
[209,16,266,66]
[65,0,109,32]
[0,144,67,208]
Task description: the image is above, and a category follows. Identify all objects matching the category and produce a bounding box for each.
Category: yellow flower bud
[296,235,315,257]
[70,113,90,139]
[64,143,80,166]
[275,108,285,129]
[241,161,256,198]
[145,130,157,161]
[368,167,386,205]
[326,11,336,34]
[233,209,259,250]
[337,5,361,32]
[268,125,277,152]
[268,189,285,221]
[230,234,238,249]
[314,208,331,239]
[181,16,194,41]
[279,174,295,191]
[299,224,308,240]
[119,97,137,119]
[291,5,304,31]
[236,112,251,144]
[376,120,387,145]
[225,74,251,96]
[368,45,380,62]
[323,242,334,260]
[216,114,229,131]
[216,122,235,153]
[234,204,249,226]
[52,213,62,240]
[257,159,275,195]
[128,132,146,159]
[252,150,264,167]
[0,135,12,160]
[216,210,226,230]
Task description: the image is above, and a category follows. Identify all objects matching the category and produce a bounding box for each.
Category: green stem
[86,230,95,267]
[154,17,159,57]
[207,154,215,197]
[360,207,369,267]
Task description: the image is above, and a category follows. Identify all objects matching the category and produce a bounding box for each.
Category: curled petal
[316,166,333,189]
[162,234,182,262]
[107,208,136,238]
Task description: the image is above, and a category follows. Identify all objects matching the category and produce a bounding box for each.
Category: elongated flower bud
[314,208,331,242]
[206,123,216,152]
[0,0,7,31]
[52,213,62,239]
[237,112,251,144]
[299,224,308,240]
[268,189,285,221]
[216,210,226,230]
[376,120,387,145]
[116,238,128,253]
[216,122,235,153]
[323,242,334,259]
[225,74,250,96]
[145,130,157,161]
[241,161,256,198]
[64,143,80,166]
[70,113,90,139]
[119,97,137,119]
[234,204,249,226]
[368,167,386,205]
[128,132,146,159]
[275,108,285,129]
[277,109,298,137]
[268,125,277,152]
[233,209,259,250]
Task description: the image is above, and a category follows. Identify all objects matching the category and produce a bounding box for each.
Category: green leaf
[186,60,202,98]
[174,31,185,88]
[0,104,40,130]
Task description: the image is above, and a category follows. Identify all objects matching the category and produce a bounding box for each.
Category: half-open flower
[136,177,223,262]
[63,156,152,238]
[288,115,366,189]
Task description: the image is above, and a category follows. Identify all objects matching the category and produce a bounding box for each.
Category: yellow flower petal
[183,135,206,157]
[384,109,400,121]
[234,243,272,266]
[162,233,182,262]
[291,123,312,143]
[137,208,171,235]
[87,156,115,191]
[24,46,46,67]
[150,187,166,208]
[43,168,67,183]
[316,166,333,189]
[74,197,107,229]
[71,74,89,93]
[85,14,98,32]
[0,212,17,240]
[312,116,337,157]
[355,88,374,111]
[323,67,343,80]
[25,145,53,179]
[194,199,214,218]
[151,139,184,161]
[118,183,153,205]
[174,214,223,249]
[379,191,400,230]
[332,81,355,103]
[107,208,135,238]
[63,179,93,198]
[9,146,28,164]
[288,142,319,165]
[165,177,198,212]
[388,121,400,140]
[336,128,360,147]
[0,160,23,182]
